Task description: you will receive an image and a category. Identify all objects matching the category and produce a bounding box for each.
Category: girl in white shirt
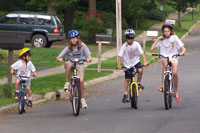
[151,23,186,103]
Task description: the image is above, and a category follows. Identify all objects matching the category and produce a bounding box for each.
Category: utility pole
[116,0,122,56]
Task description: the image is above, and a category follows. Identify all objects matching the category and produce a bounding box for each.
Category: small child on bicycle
[56,30,91,109]
[117,29,147,103]
[10,48,37,107]
[151,23,186,103]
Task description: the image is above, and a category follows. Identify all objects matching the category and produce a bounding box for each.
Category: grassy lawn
[87,55,157,69]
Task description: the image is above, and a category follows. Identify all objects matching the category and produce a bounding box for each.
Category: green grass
[87,55,155,69]
[30,69,113,95]
[0,97,16,107]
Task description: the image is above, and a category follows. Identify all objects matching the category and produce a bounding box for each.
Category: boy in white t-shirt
[117,29,147,103]
[151,23,186,103]
[10,48,37,107]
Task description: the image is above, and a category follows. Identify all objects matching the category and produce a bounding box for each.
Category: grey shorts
[16,75,31,87]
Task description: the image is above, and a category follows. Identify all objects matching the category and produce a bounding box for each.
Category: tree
[89,0,96,18]
[168,0,188,27]
[52,0,79,35]
[47,0,57,14]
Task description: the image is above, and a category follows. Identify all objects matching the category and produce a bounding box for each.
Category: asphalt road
[0,31,200,133]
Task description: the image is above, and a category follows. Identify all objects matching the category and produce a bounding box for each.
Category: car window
[55,16,61,25]
[37,15,52,25]
[0,14,18,24]
[19,14,35,25]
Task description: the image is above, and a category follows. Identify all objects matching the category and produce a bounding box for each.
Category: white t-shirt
[118,41,144,68]
[156,35,184,57]
[11,60,36,76]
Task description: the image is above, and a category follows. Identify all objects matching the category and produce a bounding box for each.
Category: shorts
[65,61,85,80]
[16,75,31,87]
[125,62,143,79]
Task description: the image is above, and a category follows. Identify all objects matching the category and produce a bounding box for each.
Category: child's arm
[10,67,14,74]
[86,55,92,63]
[179,46,186,56]
[151,36,164,51]
[56,56,63,62]
[141,53,147,67]
[33,71,37,77]
[117,56,122,69]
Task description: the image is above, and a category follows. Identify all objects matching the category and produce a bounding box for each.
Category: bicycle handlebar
[62,58,87,64]
[152,53,183,58]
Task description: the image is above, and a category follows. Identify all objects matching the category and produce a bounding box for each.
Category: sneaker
[64,82,70,92]
[14,92,19,99]
[27,100,32,107]
[138,83,144,91]
[81,99,88,109]
[121,94,129,103]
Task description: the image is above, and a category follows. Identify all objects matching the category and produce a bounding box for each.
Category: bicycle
[152,54,180,110]
[122,66,142,109]
[62,58,87,116]
[15,75,29,114]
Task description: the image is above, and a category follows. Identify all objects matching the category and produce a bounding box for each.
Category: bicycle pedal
[64,89,70,92]
[14,96,18,100]
[125,102,128,104]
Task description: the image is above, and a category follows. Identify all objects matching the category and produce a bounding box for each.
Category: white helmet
[124,29,135,39]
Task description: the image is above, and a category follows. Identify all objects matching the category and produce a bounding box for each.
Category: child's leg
[77,65,85,98]
[26,86,32,99]
[172,63,179,97]
[65,61,73,82]
[15,79,20,92]
[137,68,143,83]
[124,79,129,94]
[161,59,168,87]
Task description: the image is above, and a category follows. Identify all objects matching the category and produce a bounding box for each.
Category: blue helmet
[68,30,79,39]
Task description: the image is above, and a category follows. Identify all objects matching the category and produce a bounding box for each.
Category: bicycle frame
[129,73,139,97]
[163,59,174,96]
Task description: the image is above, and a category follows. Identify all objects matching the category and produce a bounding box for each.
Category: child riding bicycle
[56,30,91,109]
[151,23,186,103]
[10,48,37,107]
[117,29,147,103]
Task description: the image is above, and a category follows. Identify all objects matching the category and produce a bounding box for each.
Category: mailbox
[96,34,111,42]
[0,36,25,50]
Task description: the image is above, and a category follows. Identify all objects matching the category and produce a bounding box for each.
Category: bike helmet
[68,30,79,39]
[162,23,173,31]
[19,48,30,57]
[124,29,135,39]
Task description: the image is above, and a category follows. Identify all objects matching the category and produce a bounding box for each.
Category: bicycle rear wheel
[18,93,25,114]
[71,79,81,116]
[130,84,138,109]
[164,75,170,110]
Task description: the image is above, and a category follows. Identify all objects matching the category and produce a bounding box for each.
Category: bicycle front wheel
[130,84,138,109]
[71,79,81,116]
[18,93,25,114]
[164,75,170,110]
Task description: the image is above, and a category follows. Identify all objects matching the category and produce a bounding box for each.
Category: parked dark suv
[0,11,65,48]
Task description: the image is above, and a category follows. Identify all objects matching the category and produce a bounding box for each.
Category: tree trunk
[89,0,96,18]
[178,11,181,28]
[64,2,78,35]
[47,0,57,14]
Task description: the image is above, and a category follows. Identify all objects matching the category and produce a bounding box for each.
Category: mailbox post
[96,34,111,72]
[0,37,25,85]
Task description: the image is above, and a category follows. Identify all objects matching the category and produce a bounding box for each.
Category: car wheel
[45,42,53,48]
[31,35,47,47]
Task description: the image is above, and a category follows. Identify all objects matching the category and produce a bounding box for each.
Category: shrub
[144,9,166,21]
[0,49,8,60]
[84,18,106,43]
[0,83,13,98]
